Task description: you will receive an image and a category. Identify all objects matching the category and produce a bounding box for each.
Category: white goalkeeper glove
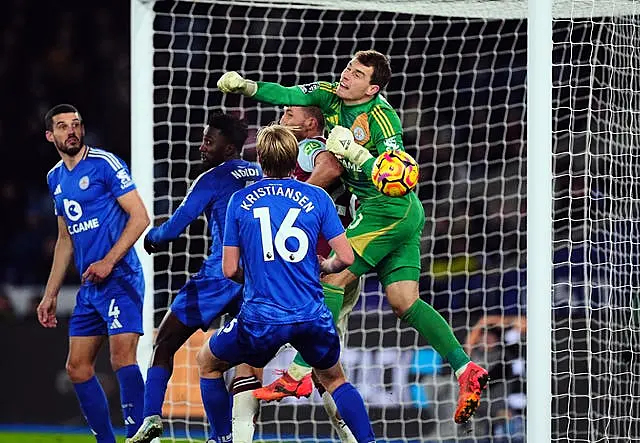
[217,71,257,97]
[326,125,373,167]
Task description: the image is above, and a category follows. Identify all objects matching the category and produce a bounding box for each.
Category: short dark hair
[208,111,249,153]
[354,50,392,91]
[45,104,81,131]
[302,106,325,132]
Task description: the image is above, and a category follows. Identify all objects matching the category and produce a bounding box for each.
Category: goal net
[133,0,640,441]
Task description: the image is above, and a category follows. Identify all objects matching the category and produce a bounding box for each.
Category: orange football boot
[253,370,313,402]
[454,362,489,424]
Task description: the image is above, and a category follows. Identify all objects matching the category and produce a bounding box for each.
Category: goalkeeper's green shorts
[346,192,424,286]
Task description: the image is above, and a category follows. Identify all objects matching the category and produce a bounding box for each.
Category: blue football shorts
[69,271,145,337]
[170,272,243,331]
[209,306,341,369]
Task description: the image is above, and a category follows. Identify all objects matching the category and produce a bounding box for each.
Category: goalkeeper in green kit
[217,50,488,424]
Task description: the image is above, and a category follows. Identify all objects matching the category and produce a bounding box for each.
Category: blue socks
[115,364,144,438]
[143,366,171,418]
[200,377,232,443]
[73,376,116,443]
[332,383,376,443]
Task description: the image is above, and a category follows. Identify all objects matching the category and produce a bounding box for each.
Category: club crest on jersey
[78,176,90,190]
[351,113,371,145]
[353,126,366,142]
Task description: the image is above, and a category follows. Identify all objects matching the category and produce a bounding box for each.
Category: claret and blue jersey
[47,146,141,277]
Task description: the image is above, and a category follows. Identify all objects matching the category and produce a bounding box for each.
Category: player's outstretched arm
[217,71,330,109]
[83,190,150,283]
[320,233,354,275]
[38,216,73,328]
[144,175,214,253]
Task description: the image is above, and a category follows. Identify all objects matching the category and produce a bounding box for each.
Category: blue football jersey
[47,147,141,277]
[147,159,262,279]
[224,178,345,324]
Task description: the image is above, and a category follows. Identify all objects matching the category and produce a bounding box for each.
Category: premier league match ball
[371,150,419,197]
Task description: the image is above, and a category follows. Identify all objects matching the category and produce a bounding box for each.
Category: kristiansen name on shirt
[240,184,315,213]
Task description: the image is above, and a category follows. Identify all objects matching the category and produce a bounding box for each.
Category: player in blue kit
[195,125,376,443]
[37,104,150,443]
[127,111,262,443]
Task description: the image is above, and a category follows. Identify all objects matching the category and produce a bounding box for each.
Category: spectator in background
[465,315,526,441]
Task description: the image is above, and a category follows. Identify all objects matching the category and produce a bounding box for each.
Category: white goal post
[131,0,155,379]
[131,0,640,441]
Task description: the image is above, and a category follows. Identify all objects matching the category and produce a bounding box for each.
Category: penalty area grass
[0,432,127,443]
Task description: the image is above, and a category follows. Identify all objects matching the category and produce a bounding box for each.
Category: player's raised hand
[326,125,373,167]
[82,259,114,284]
[217,71,258,97]
[37,294,58,328]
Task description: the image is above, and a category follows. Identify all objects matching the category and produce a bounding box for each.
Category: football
[371,150,419,197]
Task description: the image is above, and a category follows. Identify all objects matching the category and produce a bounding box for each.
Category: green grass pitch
[0,432,128,443]
[0,433,280,443]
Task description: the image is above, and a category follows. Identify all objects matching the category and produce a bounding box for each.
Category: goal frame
[131,0,155,377]
[129,0,554,440]
[526,1,552,443]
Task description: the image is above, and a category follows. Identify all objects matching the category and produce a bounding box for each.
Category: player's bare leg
[385,280,489,423]
[67,335,117,443]
[127,312,199,443]
[314,361,375,443]
[67,336,106,383]
[232,364,263,443]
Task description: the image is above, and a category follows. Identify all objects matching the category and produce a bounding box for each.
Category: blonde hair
[256,124,299,178]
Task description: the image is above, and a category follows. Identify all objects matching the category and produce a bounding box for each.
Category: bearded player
[39,104,150,442]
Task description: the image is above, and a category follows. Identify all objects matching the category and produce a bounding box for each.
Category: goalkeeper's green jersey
[254,81,415,204]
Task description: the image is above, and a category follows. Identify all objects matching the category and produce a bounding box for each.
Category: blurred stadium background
[0,1,131,441]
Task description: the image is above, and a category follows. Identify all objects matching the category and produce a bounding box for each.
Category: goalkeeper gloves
[217,71,257,97]
[325,125,373,168]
